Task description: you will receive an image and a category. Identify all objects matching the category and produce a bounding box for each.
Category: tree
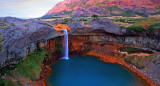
[92,14,98,19]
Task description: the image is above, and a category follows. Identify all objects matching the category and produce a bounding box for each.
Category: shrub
[55,37,61,44]
[56,44,62,51]
[120,53,126,58]
[0,43,2,51]
[61,19,74,24]
[108,6,123,11]
[145,54,157,59]
[135,12,148,17]
[6,26,10,29]
[0,27,5,29]
[120,47,139,52]
[92,14,98,19]
[152,60,157,64]
[126,25,145,32]
[136,65,145,69]
[122,10,134,17]
[77,19,88,21]
[0,77,21,86]
[10,23,15,26]
[124,56,135,64]
[149,23,160,31]
[136,58,141,66]
[0,22,7,27]
[0,36,4,43]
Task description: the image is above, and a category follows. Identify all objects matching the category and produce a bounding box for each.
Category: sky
[0,0,64,19]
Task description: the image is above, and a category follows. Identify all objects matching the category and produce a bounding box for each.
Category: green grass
[124,56,135,64]
[135,58,145,69]
[133,18,160,25]
[61,19,74,24]
[114,18,142,24]
[61,18,88,24]
[0,77,21,86]
[0,50,46,85]
[145,54,157,59]
[13,50,46,80]
[124,55,145,69]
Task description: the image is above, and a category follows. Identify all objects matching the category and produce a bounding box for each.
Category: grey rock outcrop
[0,17,58,68]
[87,18,121,34]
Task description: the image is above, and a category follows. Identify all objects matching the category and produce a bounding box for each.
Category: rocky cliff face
[0,17,62,68]
[46,33,160,85]
[0,17,160,85]
[0,17,160,69]
[44,0,160,18]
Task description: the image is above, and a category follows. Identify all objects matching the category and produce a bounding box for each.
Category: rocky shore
[44,34,160,86]
[86,51,156,86]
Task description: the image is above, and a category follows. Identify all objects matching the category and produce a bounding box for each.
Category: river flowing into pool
[47,56,147,86]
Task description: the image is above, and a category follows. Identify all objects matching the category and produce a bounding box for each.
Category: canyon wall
[0,17,159,85]
[76,30,160,51]
[1,17,160,70]
[0,17,63,68]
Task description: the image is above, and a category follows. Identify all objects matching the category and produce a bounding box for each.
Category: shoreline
[41,52,158,86]
[86,51,157,86]
[40,51,158,86]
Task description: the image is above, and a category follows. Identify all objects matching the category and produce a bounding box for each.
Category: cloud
[0,0,64,18]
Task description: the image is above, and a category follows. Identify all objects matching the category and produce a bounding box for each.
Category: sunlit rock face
[44,0,160,17]
[67,18,121,35]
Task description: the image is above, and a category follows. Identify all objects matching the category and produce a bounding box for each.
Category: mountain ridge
[44,0,160,18]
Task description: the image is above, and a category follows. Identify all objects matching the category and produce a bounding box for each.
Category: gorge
[0,0,160,85]
[0,17,160,86]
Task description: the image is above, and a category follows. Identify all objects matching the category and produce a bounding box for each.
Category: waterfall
[62,29,69,60]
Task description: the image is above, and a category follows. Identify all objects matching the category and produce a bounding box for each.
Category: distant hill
[42,0,160,18]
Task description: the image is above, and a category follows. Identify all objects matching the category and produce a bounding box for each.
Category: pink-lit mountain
[44,0,160,18]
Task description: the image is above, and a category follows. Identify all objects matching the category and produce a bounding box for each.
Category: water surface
[48,56,146,86]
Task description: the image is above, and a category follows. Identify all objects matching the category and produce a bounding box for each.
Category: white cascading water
[62,29,69,60]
